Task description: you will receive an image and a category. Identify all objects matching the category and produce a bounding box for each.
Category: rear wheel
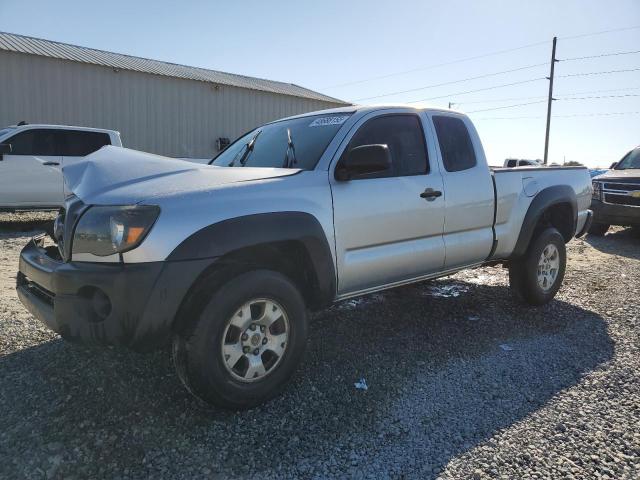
[173,269,308,409]
[588,222,609,236]
[509,227,566,305]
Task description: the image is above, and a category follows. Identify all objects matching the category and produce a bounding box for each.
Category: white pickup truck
[16,105,592,409]
[0,123,121,210]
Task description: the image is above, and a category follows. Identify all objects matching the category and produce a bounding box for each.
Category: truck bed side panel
[491,167,592,259]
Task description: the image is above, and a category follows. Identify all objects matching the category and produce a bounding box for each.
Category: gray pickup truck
[589,146,640,235]
[16,105,592,409]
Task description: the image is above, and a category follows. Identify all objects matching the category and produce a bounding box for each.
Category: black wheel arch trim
[167,211,337,308]
[511,185,578,258]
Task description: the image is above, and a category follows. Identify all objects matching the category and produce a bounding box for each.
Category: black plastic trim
[17,238,211,350]
[575,210,593,238]
[511,185,578,258]
[167,212,336,306]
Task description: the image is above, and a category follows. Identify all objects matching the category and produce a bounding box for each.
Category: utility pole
[543,36,558,165]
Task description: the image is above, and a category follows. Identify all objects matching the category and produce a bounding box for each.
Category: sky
[1,0,639,168]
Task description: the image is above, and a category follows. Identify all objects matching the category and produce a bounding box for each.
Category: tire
[508,227,567,306]
[588,222,609,236]
[173,269,308,409]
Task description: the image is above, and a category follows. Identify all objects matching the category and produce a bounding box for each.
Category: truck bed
[489,166,592,260]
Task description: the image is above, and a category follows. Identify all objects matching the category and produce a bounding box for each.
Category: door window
[345,114,429,178]
[60,131,111,156]
[432,116,477,172]
[7,129,60,156]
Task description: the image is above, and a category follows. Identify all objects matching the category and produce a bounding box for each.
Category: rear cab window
[432,116,477,172]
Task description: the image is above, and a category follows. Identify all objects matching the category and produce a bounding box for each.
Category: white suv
[0,124,121,210]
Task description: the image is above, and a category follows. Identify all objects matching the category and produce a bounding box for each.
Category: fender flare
[167,211,336,306]
[511,185,577,258]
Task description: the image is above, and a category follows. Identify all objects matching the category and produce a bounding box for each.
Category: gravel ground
[0,212,638,479]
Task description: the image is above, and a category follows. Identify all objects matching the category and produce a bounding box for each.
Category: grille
[604,194,640,207]
[599,179,640,207]
[603,182,640,191]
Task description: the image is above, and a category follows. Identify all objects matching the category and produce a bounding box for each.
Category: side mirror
[0,143,11,161]
[609,162,618,169]
[335,144,391,181]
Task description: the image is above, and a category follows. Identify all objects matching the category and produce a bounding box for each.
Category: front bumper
[591,199,640,227]
[16,235,211,350]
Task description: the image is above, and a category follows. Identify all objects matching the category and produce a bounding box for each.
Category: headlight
[72,205,160,256]
[592,181,602,200]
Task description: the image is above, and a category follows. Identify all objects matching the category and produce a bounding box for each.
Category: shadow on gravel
[584,227,640,260]
[0,279,613,478]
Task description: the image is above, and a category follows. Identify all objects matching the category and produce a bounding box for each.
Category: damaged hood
[63,146,299,204]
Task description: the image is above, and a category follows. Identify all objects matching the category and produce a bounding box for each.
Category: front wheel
[509,227,567,305]
[173,269,308,409]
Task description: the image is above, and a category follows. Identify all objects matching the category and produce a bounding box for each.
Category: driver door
[330,111,446,296]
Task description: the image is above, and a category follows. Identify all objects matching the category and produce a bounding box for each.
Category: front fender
[167,211,336,306]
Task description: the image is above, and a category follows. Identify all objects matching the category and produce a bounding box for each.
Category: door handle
[42,161,60,166]
[420,188,442,201]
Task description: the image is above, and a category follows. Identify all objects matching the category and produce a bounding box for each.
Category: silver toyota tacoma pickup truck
[16,105,593,409]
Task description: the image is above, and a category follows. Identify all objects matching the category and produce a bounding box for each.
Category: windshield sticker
[309,115,350,127]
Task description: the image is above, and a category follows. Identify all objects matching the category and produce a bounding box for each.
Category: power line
[559,24,640,40]
[556,86,640,96]
[559,93,640,100]
[454,86,640,105]
[353,63,548,101]
[474,110,640,121]
[322,24,640,90]
[557,67,640,78]
[556,111,640,118]
[560,49,640,62]
[404,67,640,105]
[453,95,547,105]
[355,65,640,104]
[463,94,640,114]
[406,77,547,103]
[320,41,549,90]
[467,100,547,113]
[460,94,640,115]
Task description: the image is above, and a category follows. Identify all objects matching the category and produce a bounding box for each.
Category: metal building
[0,32,348,158]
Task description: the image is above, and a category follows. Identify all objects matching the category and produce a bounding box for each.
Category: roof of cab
[274,103,465,123]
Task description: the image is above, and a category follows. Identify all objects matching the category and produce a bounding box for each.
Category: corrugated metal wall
[0,50,344,158]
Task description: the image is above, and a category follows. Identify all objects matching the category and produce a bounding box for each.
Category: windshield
[616,148,640,170]
[210,113,352,169]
